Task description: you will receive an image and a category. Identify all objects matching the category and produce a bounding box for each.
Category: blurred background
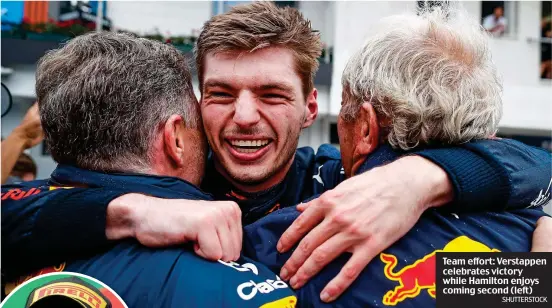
[1,1,551,197]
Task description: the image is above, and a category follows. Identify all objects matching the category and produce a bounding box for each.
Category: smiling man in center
[202,46,317,192]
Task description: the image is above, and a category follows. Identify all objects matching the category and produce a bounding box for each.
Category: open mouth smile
[225,139,274,161]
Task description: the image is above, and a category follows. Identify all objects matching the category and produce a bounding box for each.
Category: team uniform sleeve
[1,185,126,279]
[414,138,552,212]
[66,242,297,308]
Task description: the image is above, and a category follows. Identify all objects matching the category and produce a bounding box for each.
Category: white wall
[298,114,331,149]
[299,1,334,48]
[2,65,37,99]
[107,1,211,36]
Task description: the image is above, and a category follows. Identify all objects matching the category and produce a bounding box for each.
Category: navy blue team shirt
[243,143,549,307]
[2,165,297,308]
[2,140,551,283]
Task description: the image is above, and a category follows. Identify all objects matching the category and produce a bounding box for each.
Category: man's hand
[12,102,44,149]
[276,156,453,302]
[532,216,552,252]
[1,103,44,184]
[106,194,243,262]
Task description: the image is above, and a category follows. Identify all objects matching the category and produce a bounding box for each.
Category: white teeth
[230,140,269,147]
[235,148,259,153]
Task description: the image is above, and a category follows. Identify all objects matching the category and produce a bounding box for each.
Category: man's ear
[163,115,187,167]
[302,88,318,128]
[356,102,380,156]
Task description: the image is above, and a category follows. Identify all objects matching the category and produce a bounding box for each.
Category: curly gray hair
[341,7,503,150]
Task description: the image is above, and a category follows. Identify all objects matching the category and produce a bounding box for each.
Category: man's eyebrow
[256,83,294,93]
[203,80,234,90]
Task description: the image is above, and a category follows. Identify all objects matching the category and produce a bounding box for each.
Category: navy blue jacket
[201,139,552,218]
[2,165,297,308]
[243,144,549,308]
[2,140,551,281]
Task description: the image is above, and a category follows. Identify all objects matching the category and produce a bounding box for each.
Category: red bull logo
[0,186,74,201]
[380,236,500,306]
[1,188,41,200]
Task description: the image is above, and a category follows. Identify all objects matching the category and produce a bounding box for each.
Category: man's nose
[233,92,261,128]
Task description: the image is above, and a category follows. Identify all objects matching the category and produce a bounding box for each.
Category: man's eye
[212,92,232,97]
[263,94,286,99]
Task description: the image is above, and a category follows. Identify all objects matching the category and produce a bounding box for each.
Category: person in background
[5,152,37,184]
[483,5,507,36]
[1,103,44,184]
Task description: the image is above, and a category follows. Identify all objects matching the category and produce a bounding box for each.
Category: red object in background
[24,1,48,24]
[56,19,77,28]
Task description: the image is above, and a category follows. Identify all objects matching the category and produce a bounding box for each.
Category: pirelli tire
[26,277,112,308]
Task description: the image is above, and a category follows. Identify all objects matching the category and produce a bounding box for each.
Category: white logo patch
[237,275,289,300]
[530,178,552,208]
[313,165,324,186]
[217,255,290,301]
[218,260,259,275]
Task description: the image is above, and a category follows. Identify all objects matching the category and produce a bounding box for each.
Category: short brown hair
[195,1,322,96]
[12,153,37,178]
[36,32,199,172]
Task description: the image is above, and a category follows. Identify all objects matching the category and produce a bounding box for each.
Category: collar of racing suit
[201,157,295,226]
[356,143,402,175]
[201,147,322,226]
[50,164,212,201]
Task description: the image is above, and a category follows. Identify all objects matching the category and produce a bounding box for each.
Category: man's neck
[52,164,205,193]
[351,144,401,176]
[214,154,296,194]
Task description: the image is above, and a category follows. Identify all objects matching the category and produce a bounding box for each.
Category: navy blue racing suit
[2,140,551,282]
[243,143,550,307]
[2,165,297,308]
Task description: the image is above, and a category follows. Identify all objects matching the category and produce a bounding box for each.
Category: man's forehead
[202,47,301,89]
[204,46,294,63]
[203,76,296,92]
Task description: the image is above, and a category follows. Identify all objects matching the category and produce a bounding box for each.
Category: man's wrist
[105,193,144,240]
[396,155,454,210]
[5,130,28,150]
